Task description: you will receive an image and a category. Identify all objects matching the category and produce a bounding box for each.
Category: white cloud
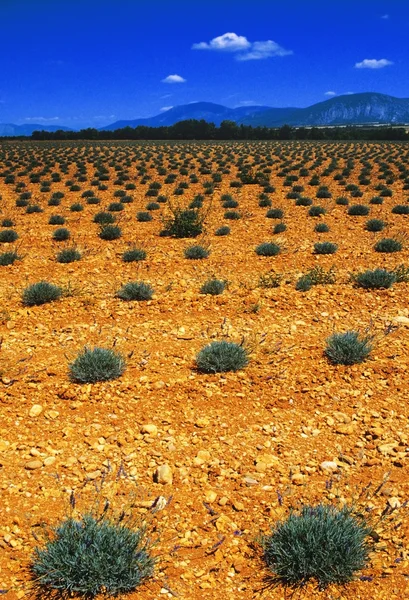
[324,91,336,96]
[381,14,389,19]
[192,32,250,52]
[237,40,292,61]
[355,58,393,69]
[24,116,60,121]
[193,32,292,61]
[93,114,116,120]
[160,106,173,112]
[161,74,186,83]
[236,100,256,106]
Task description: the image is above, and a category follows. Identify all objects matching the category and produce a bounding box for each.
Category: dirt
[0,140,408,599]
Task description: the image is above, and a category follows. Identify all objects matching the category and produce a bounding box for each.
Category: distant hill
[99,102,272,130]
[240,93,409,127]
[0,123,72,136]
[2,93,409,137]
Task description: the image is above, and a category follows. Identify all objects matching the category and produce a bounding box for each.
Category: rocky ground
[0,140,408,599]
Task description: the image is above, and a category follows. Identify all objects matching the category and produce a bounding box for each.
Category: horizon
[1,0,408,129]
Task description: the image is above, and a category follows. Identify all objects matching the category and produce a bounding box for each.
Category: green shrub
[70,202,83,212]
[369,196,383,205]
[93,211,115,225]
[352,268,396,289]
[122,248,146,262]
[224,210,241,220]
[308,206,326,217]
[222,199,239,209]
[314,242,337,254]
[315,223,329,233]
[365,219,385,232]
[391,205,409,215]
[196,340,249,373]
[184,244,210,259]
[189,198,203,209]
[295,275,313,291]
[325,330,373,365]
[374,238,402,253]
[1,218,14,227]
[49,215,66,225]
[0,229,18,243]
[266,208,284,219]
[273,222,287,234]
[56,248,82,264]
[260,504,372,590]
[200,278,226,295]
[295,196,313,206]
[136,211,153,222]
[116,282,154,301]
[316,186,332,198]
[53,228,70,242]
[108,202,124,212]
[146,202,160,211]
[335,196,349,205]
[30,512,155,598]
[22,281,62,306]
[393,264,409,283]
[69,347,126,383]
[215,225,230,236]
[99,225,122,240]
[0,251,20,266]
[348,204,370,216]
[16,199,29,208]
[255,242,281,257]
[26,204,43,214]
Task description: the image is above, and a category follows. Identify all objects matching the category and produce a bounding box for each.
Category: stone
[25,460,43,470]
[204,490,217,503]
[387,497,401,509]
[291,473,305,485]
[43,456,56,466]
[378,442,398,455]
[29,404,43,417]
[193,450,211,466]
[141,424,158,436]
[320,461,339,473]
[243,476,259,486]
[233,501,245,511]
[393,316,409,326]
[335,424,354,435]
[155,464,173,484]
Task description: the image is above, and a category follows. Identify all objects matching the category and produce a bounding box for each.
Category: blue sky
[0,0,408,128]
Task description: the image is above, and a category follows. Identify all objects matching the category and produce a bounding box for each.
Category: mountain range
[0,123,72,136]
[1,93,409,136]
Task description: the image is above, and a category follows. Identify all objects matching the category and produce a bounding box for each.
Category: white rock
[29,404,43,418]
[320,461,339,473]
[141,423,158,436]
[154,464,173,484]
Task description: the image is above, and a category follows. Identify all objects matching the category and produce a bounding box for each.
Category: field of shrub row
[0,140,408,599]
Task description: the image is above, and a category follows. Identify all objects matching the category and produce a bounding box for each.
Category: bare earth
[0,140,408,599]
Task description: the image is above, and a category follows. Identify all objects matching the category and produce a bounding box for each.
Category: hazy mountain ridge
[244,93,409,127]
[99,102,272,130]
[0,123,72,136]
[1,93,409,136]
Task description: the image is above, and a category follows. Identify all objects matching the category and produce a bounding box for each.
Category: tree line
[17,119,409,141]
